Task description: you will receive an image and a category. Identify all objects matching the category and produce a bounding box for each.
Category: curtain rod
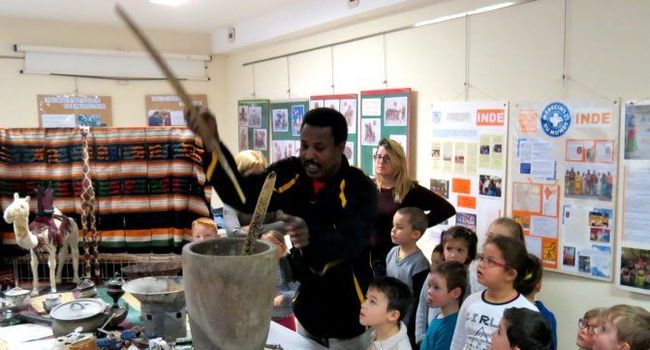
[242,0,536,67]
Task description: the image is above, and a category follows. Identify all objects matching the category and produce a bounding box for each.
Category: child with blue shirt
[420,261,467,350]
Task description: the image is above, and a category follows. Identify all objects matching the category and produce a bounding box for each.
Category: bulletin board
[38,95,112,127]
[309,94,359,166]
[430,102,509,243]
[238,99,270,160]
[509,100,619,281]
[269,100,308,163]
[359,88,412,175]
[617,102,650,294]
[145,94,207,126]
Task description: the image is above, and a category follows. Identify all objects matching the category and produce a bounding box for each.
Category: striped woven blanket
[0,127,212,256]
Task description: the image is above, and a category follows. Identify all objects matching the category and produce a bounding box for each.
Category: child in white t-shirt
[450,236,538,350]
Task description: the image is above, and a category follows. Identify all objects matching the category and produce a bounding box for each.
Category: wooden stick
[115,4,246,204]
[243,172,276,255]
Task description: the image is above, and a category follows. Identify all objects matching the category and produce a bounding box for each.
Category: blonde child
[415,226,478,344]
[420,261,467,350]
[360,276,413,350]
[593,304,650,350]
[191,217,218,242]
[450,236,538,350]
[260,231,299,331]
[577,307,606,350]
[470,217,525,293]
[386,207,430,346]
[222,150,271,237]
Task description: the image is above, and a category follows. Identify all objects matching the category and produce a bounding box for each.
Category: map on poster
[510,100,618,279]
[430,102,508,244]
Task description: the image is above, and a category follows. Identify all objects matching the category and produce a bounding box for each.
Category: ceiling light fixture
[414,1,516,27]
[149,0,190,7]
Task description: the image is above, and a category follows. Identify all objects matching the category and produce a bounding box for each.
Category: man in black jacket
[187,107,377,349]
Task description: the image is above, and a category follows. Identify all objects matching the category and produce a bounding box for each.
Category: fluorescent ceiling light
[414,1,516,27]
[149,0,190,6]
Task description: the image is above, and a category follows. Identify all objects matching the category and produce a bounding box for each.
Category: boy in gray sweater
[386,207,430,347]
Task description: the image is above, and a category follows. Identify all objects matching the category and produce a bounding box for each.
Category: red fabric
[312,180,326,194]
[273,315,296,331]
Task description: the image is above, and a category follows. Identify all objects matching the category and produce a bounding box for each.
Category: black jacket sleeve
[404,184,456,227]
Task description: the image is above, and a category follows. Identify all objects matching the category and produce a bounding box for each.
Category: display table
[0,321,328,350]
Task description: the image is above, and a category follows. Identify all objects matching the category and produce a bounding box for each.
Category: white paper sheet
[623,161,650,243]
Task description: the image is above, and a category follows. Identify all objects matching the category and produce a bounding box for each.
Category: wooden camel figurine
[3,193,80,296]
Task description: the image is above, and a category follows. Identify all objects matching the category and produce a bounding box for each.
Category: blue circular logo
[540,102,571,137]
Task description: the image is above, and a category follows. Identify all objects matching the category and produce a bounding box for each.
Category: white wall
[222,0,650,349]
[0,17,228,129]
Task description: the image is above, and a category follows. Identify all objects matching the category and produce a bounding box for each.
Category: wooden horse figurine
[3,193,80,296]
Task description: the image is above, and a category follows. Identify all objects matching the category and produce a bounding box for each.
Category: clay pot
[182,238,277,350]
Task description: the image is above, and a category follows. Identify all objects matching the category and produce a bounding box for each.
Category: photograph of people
[343,141,354,163]
[248,106,262,128]
[238,106,248,126]
[253,128,267,150]
[362,118,380,145]
[324,99,339,111]
[291,105,304,137]
[272,108,289,132]
[478,174,503,197]
[239,127,248,151]
[384,96,408,126]
[564,164,614,201]
[309,99,322,111]
[341,99,356,134]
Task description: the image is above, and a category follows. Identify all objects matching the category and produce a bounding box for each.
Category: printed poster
[511,100,618,279]
[38,95,112,127]
[430,102,508,239]
[618,102,650,294]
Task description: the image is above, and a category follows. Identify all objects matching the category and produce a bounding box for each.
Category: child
[450,236,538,350]
[191,217,219,242]
[420,261,467,350]
[593,304,650,350]
[516,253,557,350]
[386,207,430,346]
[415,226,478,344]
[470,217,525,293]
[360,276,413,350]
[488,307,552,350]
[577,307,605,350]
[260,231,299,331]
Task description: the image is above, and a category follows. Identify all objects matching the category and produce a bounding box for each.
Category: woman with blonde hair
[371,138,455,276]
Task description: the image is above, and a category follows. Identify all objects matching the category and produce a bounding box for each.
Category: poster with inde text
[430,102,508,245]
[509,100,619,281]
[617,102,650,295]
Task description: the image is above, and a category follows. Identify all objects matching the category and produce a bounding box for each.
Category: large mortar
[182,238,277,350]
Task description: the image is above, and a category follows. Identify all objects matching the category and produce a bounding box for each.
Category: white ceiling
[0,0,445,53]
[0,0,304,33]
